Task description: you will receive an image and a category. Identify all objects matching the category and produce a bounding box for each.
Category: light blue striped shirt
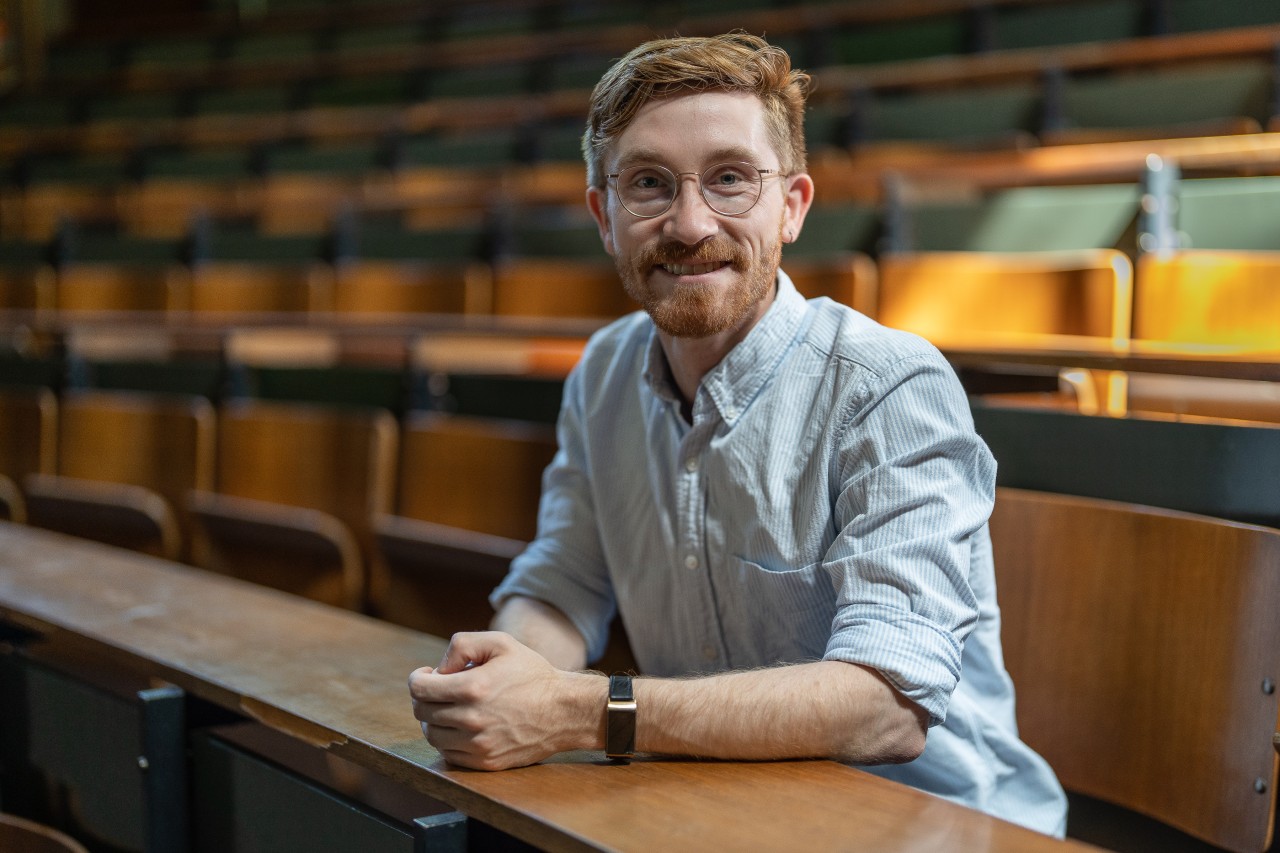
[493,270,1067,835]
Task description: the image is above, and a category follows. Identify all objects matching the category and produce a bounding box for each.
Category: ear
[780,172,815,244]
[586,186,616,256]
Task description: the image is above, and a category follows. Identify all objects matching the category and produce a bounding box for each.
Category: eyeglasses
[606,162,785,218]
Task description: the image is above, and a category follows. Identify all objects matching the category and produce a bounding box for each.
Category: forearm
[490,595,589,671]
[556,660,926,764]
[631,660,927,764]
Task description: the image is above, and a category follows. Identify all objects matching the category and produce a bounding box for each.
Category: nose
[661,172,719,246]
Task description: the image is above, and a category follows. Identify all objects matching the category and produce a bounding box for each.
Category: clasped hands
[408,631,602,770]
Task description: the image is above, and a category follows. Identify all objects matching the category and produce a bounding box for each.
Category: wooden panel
[23,390,214,559]
[786,251,877,316]
[57,390,214,502]
[332,262,472,316]
[373,516,521,637]
[0,388,56,483]
[877,250,1132,346]
[191,400,397,607]
[214,399,396,525]
[1135,250,1280,348]
[55,264,190,315]
[489,259,636,320]
[990,488,1280,852]
[188,263,334,315]
[0,264,54,312]
[0,525,1092,853]
[396,412,554,541]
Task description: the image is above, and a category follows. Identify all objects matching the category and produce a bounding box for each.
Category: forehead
[607,90,777,170]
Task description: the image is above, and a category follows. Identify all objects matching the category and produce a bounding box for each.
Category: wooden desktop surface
[0,523,1094,852]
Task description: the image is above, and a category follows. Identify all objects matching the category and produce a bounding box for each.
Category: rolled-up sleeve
[821,352,996,727]
[490,361,616,662]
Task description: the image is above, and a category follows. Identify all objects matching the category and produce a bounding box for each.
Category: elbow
[833,701,929,765]
[879,699,929,763]
[883,717,928,763]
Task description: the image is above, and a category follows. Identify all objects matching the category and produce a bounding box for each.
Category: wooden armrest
[186,490,363,609]
[0,475,24,524]
[23,474,180,559]
[370,514,525,634]
[373,514,523,582]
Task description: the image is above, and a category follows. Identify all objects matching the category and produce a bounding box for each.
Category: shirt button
[725,408,739,420]
[702,645,716,661]
[684,457,699,473]
[684,554,699,570]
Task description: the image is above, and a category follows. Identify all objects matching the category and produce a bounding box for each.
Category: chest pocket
[724,556,837,665]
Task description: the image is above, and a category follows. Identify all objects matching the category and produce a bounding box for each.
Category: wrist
[561,671,610,752]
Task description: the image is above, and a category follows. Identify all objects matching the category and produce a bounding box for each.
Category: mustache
[633,238,750,271]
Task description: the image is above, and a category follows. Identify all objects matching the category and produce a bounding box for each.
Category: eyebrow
[610,146,771,173]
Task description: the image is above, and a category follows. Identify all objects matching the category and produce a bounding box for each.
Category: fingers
[435,631,513,674]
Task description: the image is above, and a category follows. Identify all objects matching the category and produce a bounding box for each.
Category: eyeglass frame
[605,161,788,218]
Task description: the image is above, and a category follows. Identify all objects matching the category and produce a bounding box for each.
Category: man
[408,33,1067,836]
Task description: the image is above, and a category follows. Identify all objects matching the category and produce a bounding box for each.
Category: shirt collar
[642,269,809,427]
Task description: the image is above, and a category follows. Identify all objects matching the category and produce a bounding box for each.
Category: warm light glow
[877,250,1132,351]
[1136,251,1280,349]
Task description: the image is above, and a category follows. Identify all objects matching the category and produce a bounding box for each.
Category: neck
[658,283,777,417]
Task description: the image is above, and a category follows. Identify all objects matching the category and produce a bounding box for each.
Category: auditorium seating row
[5,1,1279,174]
[34,0,1277,97]
[9,40,1278,159]
[5,158,1279,264]
[3,484,1278,853]
[0,245,1276,436]
[0,245,1276,347]
[0,388,550,637]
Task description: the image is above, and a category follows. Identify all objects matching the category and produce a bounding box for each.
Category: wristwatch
[605,673,636,763]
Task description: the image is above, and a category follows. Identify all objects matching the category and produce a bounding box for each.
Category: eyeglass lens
[616,163,764,217]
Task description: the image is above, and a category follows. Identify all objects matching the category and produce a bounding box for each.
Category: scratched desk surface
[0,523,1096,852]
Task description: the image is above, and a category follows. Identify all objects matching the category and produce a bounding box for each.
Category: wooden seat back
[0,265,54,312]
[190,399,396,607]
[188,263,334,315]
[54,264,190,315]
[488,259,636,319]
[370,412,556,637]
[332,261,474,316]
[785,251,877,316]
[1135,250,1280,349]
[0,388,57,522]
[877,249,1132,346]
[990,487,1280,853]
[24,391,214,559]
[396,411,555,540]
[213,399,397,529]
[56,392,214,496]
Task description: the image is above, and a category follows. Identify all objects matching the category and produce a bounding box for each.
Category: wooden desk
[0,524,1091,852]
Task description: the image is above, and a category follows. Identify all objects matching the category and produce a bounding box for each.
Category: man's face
[587,91,813,339]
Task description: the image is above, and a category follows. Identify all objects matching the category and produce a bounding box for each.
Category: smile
[660,261,730,276]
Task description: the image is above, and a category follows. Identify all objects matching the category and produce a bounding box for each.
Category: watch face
[606,701,636,759]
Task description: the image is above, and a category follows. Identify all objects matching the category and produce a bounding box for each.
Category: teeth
[662,262,723,276]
